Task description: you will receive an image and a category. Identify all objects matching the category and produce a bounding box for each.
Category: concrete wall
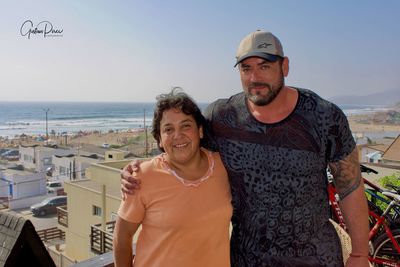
[52,155,98,181]
[8,193,48,210]
[89,160,132,191]
[64,180,120,262]
[19,146,36,170]
[1,171,46,199]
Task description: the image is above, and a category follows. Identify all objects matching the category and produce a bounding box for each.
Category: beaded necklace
[161,149,214,187]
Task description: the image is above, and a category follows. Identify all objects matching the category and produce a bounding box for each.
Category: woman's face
[159,108,203,165]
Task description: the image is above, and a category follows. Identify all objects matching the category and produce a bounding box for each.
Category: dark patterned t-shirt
[204,88,355,267]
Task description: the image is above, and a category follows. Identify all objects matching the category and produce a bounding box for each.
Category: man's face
[239,57,288,106]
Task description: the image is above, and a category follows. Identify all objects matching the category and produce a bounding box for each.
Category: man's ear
[282,56,289,77]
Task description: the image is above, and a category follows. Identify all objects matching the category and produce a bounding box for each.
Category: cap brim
[234,52,281,67]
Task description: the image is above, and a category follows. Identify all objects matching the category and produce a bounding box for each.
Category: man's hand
[120,160,142,198]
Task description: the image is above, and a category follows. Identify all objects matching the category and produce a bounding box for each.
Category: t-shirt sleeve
[118,190,145,223]
[326,105,356,162]
[202,101,220,151]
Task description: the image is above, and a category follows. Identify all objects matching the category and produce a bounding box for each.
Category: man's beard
[245,76,284,106]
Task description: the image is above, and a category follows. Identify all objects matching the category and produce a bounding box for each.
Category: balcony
[90,221,116,255]
[57,205,68,227]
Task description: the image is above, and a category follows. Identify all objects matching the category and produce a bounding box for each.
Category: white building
[359,144,388,163]
[19,145,77,172]
[0,168,47,209]
[52,154,100,182]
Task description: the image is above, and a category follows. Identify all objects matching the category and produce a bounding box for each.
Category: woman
[113,89,232,267]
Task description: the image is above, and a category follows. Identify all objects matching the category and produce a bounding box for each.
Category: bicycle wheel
[371,229,400,266]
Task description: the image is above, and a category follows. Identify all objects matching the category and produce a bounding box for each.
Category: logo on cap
[257,43,272,49]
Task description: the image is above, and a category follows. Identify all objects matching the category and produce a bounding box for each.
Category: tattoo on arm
[328,148,361,199]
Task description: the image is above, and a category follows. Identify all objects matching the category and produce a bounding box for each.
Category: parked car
[0,150,19,161]
[101,143,110,148]
[0,148,10,155]
[30,196,67,217]
[46,181,63,194]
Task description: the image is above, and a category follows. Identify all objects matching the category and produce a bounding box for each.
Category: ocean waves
[0,101,157,138]
[0,117,153,137]
[0,101,387,138]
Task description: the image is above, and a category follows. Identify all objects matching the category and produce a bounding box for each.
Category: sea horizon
[0,101,391,139]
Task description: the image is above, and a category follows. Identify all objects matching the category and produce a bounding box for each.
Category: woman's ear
[199,126,204,139]
[158,138,163,148]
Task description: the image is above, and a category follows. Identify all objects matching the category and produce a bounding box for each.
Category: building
[60,152,141,262]
[19,145,77,173]
[52,154,100,181]
[381,135,400,166]
[0,211,56,266]
[0,168,47,209]
[359,144,389,163]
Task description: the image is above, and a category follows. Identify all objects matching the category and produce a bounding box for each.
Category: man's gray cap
[235,30,284,67]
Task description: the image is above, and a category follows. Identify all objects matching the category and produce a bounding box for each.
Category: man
[121,30,369,267]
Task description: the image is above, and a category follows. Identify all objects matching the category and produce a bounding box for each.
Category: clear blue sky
[1,0,399,102]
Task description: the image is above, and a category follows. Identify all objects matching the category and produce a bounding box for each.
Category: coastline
[0,113,399,149]
[347,111,400,138]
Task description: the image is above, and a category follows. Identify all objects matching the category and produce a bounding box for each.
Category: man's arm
[113,216,140,267]
[329,147,370,266]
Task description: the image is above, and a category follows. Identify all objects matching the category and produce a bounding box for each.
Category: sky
[1,0,399,103]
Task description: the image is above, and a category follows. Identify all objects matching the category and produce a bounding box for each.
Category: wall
[8,193,48,210]
[6,172,47,198]
[63,180,120,262]
[19,146,36,170]
[89,160,132,191]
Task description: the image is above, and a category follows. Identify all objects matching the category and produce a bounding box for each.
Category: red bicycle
[328,165,400,266]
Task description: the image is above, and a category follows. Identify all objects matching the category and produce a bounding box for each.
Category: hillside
[328,88,400,106]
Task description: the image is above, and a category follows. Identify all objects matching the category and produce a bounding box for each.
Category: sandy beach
[71,118,400,147]
[347,112,400,136]
[0,113,399,149]
[348,117,400,134]
[0,129,152,148]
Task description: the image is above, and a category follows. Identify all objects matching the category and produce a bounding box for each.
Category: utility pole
[144,109,148,157]
[43,108,50,140]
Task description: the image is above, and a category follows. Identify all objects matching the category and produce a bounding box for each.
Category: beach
[0,112,399,149]
[75,116,400,146]
[348,116,400,134]
[347,109,400,139]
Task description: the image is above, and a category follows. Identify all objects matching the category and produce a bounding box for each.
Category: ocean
[0,102,209,138]
[0,101,391,138]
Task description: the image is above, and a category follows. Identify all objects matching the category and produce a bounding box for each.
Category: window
[59,166,67,175]
[43,157,52,165]
[93,205,102,216]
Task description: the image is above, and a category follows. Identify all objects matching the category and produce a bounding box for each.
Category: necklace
[161,149,215,187]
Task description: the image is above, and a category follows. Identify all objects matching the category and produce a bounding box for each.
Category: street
[7,208,58,231]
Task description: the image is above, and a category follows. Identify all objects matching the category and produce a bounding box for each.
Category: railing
[90,221,116,255]
[71,251,114,267]
[57,205,68,227]
[37,227,65,243]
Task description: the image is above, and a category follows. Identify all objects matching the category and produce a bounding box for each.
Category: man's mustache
[248,82,271,90]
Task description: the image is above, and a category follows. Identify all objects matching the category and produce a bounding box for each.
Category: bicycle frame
[368,206,400,266]
[328,182,347,230]
[328,175,400,266]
